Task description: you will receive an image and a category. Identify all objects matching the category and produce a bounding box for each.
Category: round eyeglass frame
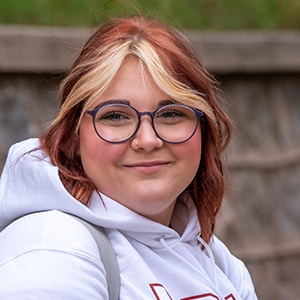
[87,103,204,144]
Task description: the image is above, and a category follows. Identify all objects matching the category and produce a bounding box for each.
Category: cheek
[79,122,126,174]
[177,129,202,182]
[187,143,202,174]
[178,128,202,164]
[79,121,106,175]
[80,138,122,169]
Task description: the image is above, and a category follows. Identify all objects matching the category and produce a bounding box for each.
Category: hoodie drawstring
[196,233,222,296]
[155,234,225,300]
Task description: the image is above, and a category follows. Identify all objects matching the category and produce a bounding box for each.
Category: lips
[123,161,170,173]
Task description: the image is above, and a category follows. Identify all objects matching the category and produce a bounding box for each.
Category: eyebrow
[158,99,176,107]
[92,99,176,110]
[93,99,130,110]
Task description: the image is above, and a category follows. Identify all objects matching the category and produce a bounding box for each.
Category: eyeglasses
[87,103,204,144]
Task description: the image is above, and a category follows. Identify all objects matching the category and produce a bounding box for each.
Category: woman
[0,15,257,299]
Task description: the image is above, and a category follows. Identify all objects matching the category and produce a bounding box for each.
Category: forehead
[89,59,170,111]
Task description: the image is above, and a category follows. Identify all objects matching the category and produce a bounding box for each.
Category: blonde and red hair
[40,15,231,243]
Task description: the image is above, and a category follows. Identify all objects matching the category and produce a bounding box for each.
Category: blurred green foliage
[0,0,299,30]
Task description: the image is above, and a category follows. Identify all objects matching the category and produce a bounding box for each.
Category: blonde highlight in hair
[40,15,232,242]
[53,19,218,134]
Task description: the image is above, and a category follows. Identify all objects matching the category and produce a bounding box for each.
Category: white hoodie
[0,138,257,300]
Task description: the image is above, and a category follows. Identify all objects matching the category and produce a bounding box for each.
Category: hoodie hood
[0,138,199,247]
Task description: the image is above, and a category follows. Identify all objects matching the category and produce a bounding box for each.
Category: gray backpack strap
[71,215,120,300]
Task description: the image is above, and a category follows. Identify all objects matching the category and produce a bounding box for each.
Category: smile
[123,161,170,173]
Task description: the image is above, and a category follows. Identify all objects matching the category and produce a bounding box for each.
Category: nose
[131,116,163,152]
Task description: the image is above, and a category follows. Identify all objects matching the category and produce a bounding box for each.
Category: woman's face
[79,59,202,226]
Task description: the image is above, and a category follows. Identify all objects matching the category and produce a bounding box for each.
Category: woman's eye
[96,110,132,125]
[101,112,127,120]
[158,110,185,119]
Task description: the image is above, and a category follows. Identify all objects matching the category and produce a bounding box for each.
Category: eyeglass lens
[92,104,198,143]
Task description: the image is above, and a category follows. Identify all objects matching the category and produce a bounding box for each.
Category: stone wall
[1,25,300,299]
